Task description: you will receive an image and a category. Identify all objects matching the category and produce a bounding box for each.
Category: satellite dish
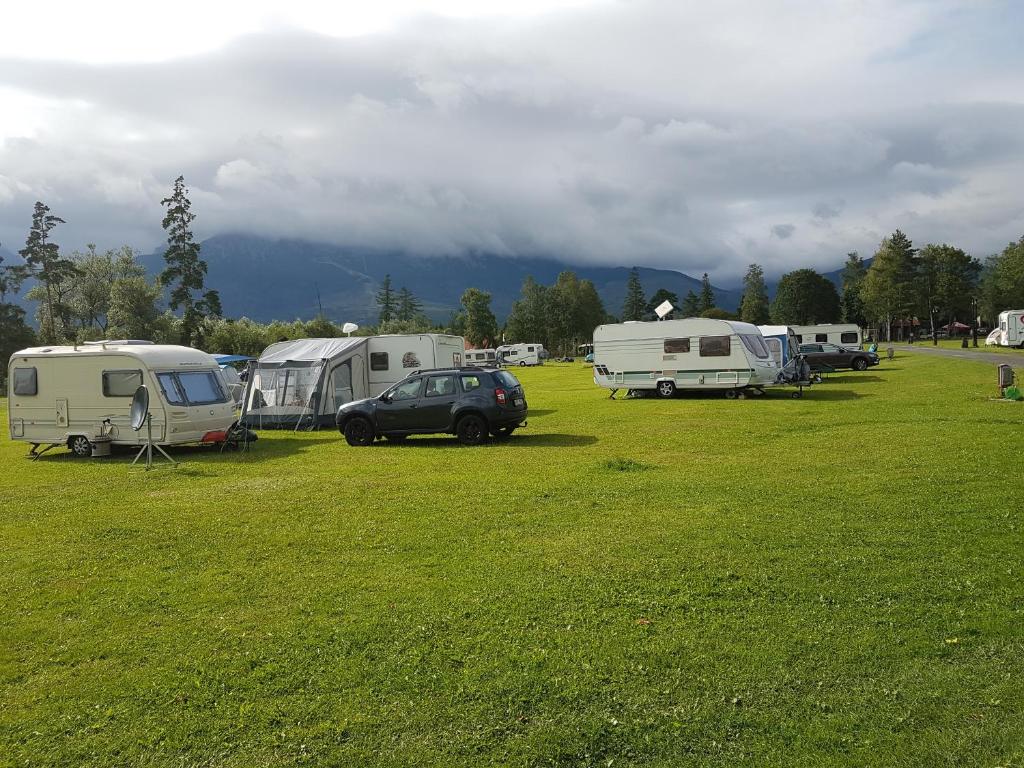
[655,300,675,319]
[342,322,359,336]
[130,385,150,431]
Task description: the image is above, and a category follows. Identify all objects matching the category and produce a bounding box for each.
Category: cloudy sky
[1,0,1022,282]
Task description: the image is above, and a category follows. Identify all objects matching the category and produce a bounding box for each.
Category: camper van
[593,318,808,398]
[758,325,802,366]
[497,343,545,367]
[7,342,237,457]
[241,334,466,429]
[791,324,862,349]
[986,310,1024,348]
[464,348,497,367]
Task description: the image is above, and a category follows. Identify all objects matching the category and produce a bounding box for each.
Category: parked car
[798,343,879,371]
[336,367,528,446]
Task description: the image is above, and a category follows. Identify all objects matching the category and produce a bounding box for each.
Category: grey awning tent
[240,337,368,429]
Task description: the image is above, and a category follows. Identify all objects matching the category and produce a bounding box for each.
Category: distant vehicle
[593,318,811,398]
[497,343,545,367]
[8,342,237,457]
[757,325,802,366]
[241,334,465,429]
[986,310,1024,348]
[792,324,863,349]
[584,353,594,363]
[556,356,575,363]
[798,343,879,371]
[464,348,497,367]
[336,367,528,446]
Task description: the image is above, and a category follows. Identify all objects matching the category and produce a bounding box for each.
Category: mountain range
[4,235,857,325]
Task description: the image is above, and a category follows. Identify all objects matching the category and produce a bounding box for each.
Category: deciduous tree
[771,268,841,325]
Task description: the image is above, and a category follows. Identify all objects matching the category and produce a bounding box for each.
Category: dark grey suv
[336,367,528,446]
[798,343,879,371]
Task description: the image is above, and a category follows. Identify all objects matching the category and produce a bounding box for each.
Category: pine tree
[376,275,395,324]
[160,176,220,346]
[699,273,715,313]
[839,252,868,328]
[396,286,421,322]
[15,202,78,343]
[862,230,917,341]
[460,287,498,347]
[681,289,700,317]
[622,268,646,321]
[739,264,770,325]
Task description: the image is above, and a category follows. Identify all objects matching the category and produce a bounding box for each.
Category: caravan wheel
[68,435,92,458]
[724,389,738,400]
[519,361,527,367]
[656,380,676,398]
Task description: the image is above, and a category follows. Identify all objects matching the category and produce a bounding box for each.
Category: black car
[336,367,528,446]
[798,343,879,371]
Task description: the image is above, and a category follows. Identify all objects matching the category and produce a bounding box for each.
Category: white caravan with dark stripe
[592,318,790,399]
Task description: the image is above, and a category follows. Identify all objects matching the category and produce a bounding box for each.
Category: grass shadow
[526,409,556,417]
[803,388,866,401]
[825,375,884,384]
[28,435,337,464]
[371,432,597,449]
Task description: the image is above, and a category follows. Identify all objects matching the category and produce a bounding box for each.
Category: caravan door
[329,361,354,412]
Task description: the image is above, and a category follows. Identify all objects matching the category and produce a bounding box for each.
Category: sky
[1,0,1023,282]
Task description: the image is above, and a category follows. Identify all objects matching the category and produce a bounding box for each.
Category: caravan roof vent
[84,339,154,346]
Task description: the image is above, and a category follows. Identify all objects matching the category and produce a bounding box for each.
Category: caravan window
[527,346,535,352]
[157,373,187,405]
[13,367,37,396]
[177,372,227,405]
[739,335,769,359]
[370,352,389,371]
[699,336,731,357]
[664,338,690,354]
[840,332,859,344]
[815,334,828,342]
[102,370,143,397]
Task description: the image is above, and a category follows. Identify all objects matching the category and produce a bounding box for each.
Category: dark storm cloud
[1,1,1023,280]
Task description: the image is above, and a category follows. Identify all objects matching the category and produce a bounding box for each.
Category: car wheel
[656,380,676,398]
[491,425,516,439]
[852,357,868,371]
[69,435,92,458]
[384,434,407,442]
[457,414,488,445]
[343,417,374,447]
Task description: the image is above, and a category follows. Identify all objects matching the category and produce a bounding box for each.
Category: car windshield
[494,371,521,388]
[739,334,770,359]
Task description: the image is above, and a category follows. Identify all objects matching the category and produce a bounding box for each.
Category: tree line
[0,177,221,381]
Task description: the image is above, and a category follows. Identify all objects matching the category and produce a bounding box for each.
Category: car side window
[389,378,422,401]
[461,375,482,391]
[424,375,457,398]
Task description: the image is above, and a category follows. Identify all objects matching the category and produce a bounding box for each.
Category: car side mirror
[380,394,391,403]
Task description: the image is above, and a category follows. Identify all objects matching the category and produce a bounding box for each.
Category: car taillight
[495,387,507,405]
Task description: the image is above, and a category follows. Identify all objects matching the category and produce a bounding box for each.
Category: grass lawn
[2,354,1022,766]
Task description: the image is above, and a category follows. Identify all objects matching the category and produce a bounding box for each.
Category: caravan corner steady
[592,318,811,399]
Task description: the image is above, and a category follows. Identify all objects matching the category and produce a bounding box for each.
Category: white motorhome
[7,342,237,457]
[986,310,1024,348]
[593,318,808,398]
[497,343,545,367]
[792,324,862,349]
[241,334,466,429]
[464,348,497,367]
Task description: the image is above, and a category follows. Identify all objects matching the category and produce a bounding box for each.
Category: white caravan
[497,343,545,367]
[464,348,497,367]
[241,334,466,429]
[792,324,862,349]
[986,310,1024,348]
[7,342,237,457]
[593,318,809,398]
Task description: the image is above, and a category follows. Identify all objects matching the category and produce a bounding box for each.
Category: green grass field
[2,355,1023,767]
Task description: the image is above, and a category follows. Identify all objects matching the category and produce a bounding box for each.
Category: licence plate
[514,398,524,407]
